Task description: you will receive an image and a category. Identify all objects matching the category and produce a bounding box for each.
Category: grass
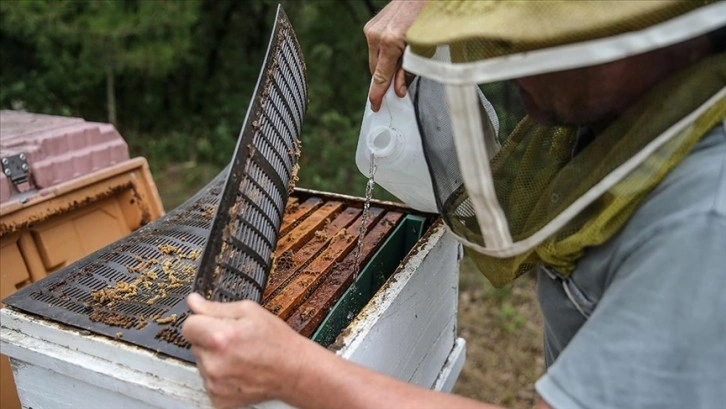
[455,257,544,408]
[152,162,545,407]
[153,161,225,210]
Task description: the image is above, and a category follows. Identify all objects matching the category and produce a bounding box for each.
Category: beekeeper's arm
[182,293,553,409]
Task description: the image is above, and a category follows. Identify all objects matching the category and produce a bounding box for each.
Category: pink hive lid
[0,111,130,204]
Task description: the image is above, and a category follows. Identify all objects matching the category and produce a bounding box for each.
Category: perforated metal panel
[194,6,307,302]
[2,6,306,363]
[3,172,226,362]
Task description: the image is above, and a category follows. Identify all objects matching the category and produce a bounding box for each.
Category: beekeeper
[182,1,726,408]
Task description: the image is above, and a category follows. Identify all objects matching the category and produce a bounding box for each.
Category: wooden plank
[335,227,460,390]
[264,207,361,301]
[0,309,213,409]
[263,207,385,320]
[286,211,403,336]
[278,197,322,236]
[275,201,343,256]
[433,338,467,393]
[289,208,362,267]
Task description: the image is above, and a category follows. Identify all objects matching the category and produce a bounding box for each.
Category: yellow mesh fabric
[407,1,704,62]
[453,54,726,287]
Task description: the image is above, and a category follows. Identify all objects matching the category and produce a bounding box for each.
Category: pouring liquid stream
[352,153,377,281]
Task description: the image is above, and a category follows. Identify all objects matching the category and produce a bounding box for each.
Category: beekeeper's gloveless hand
[182,293,312,409]
[364,0,427,112]
[182,292,510,409]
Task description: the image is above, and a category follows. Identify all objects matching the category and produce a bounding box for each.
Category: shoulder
[633,120,725,222]
[569,121,726,295]
[605,120,726,282]
[536,123,726,409]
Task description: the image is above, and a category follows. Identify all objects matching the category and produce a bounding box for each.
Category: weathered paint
[432,338,466,392]
[333,222,461,388]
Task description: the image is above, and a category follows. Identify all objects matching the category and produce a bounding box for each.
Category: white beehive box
[0,220,465,408]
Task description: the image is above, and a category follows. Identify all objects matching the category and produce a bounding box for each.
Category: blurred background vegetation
[0,2,543,406]
[1,0,387,208]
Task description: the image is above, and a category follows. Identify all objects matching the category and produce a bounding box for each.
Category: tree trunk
[106,59,117,126]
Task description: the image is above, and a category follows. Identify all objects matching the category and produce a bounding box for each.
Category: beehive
[0,190,465,409]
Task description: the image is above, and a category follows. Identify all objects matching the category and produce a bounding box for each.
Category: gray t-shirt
[535,120,726,409]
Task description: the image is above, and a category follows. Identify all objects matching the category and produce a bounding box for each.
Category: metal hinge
[1,152,33,192]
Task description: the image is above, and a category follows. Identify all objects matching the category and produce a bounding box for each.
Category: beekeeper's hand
[364,0,427,112]
[182,294,523,409]
[182,293,312,409]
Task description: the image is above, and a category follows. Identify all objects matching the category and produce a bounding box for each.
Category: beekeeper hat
[401,1,726,286]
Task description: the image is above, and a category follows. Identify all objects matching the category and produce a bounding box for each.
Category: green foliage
[459,257,529,334]
[1,0,197,121]
[293,0,387,197]
[496,301,528,333]
[1,0,392,199]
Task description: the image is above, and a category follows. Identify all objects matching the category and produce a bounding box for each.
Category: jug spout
[356,81,438,213]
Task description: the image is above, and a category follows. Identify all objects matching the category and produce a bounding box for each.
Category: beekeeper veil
[403,1,726,287]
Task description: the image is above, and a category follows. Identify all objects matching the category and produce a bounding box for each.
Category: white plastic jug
[356,81,438,213]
